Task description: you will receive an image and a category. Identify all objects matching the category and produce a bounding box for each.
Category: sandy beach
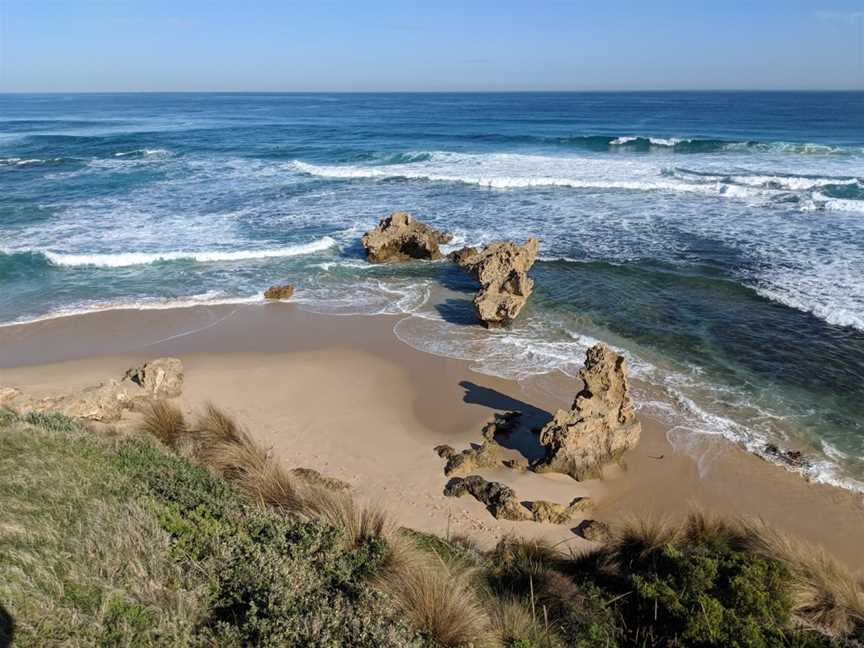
[2,302,863,568]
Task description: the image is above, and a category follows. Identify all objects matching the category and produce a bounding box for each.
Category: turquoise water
[1,92,863,489]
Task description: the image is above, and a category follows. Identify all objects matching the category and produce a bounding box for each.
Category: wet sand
[1,303,863,567]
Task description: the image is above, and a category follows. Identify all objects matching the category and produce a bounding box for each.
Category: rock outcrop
[361,212,452,263]
[444,475,531,521]
[264,284,294,300]
[435,440,501,477]
[444,475,590,524]
[3,358,184,423]
[290,467,350,491]
[123,358,184,399]
[573,519,610,542]
[533,344,640,480]
[526,498,591,524]
[450,238,539,328]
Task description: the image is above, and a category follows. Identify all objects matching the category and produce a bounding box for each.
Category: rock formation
[450,238,539,328]
[361,212,452,263]
[264,284,294,300]
[3,358,184,423]
[444,475,591,524]
[526,497,591,524]
[290,467,350,491]
[533,344,640,480]
[435,440,501,477]
[444,475,531,521]
[573,519,610,542]
[123,358,184,399]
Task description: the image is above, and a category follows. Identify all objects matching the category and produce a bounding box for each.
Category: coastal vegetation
[1,405,862,647]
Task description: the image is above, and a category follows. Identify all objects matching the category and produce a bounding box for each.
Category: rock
[437,440,501,477]
[481,411,522,440]
[763,443,810,468]
[527,497,590,524]
[60,381,134,422]
[290,467,350,491]
[123,358,184,399]
[502,457,530,472]
[264,284,294,300]
[0,387,21,408]
[434,444,456,459]
[451,238,539,328]
[443,475,531,521]
[533,344,640,480]
[361,212,452,263]
[573,519,610,542]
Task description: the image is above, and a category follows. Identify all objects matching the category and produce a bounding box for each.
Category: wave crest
[28,237,337,268]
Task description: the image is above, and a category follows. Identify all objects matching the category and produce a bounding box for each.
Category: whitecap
[41,236,337,268]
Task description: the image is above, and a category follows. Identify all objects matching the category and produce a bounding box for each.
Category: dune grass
[2,404,862,647]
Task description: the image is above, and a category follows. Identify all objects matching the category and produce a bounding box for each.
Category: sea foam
[41,236,337,268]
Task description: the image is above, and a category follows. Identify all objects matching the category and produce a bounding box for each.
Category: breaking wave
[4,237,337,269]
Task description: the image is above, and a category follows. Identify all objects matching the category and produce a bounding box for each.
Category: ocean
[1,91,863,490]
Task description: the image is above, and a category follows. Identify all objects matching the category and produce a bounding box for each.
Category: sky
[1,0,863,92]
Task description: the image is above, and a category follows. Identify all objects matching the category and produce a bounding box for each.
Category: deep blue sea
[1,92,863,489]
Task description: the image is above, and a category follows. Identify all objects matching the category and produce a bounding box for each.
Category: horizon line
[1,88,863,95]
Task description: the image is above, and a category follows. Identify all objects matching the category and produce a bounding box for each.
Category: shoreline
[1,302,863,567]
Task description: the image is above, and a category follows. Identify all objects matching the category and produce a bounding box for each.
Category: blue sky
[1,0,862,91]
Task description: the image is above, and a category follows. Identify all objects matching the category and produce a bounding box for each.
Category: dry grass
[378,558,495,647]
[139,401,187,449]
[600,514,679,573]
[738,517,864,636]
[489,596,556,647]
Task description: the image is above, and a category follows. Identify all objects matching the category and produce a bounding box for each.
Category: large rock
[123,358,184,399]
[450,238,539,328]
[526,498,591,524]
[264,284,294,300]
[533,344,640,480]
[361,212,452,263]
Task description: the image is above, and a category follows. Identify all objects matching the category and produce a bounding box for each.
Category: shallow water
[1,92,863,489]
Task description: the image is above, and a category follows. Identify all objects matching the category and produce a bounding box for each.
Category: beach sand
[2,303,863,567]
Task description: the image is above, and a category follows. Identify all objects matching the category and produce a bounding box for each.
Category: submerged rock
[450,238,539,328]
[361,212,452,263]
[533,344,640,480]
[444,475,531,521]
[763,443,810,469]
[264,284,295,300]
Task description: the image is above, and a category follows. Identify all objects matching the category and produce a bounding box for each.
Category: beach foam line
[41,236,337,268]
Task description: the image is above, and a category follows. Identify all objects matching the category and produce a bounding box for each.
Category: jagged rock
[264,284,294,300]
[123,358,184,399]
[451,238,539,328]
[534,344,640,480]
[436,440,501,476]
[361,212,452,263]
[502,457,530,472]
[481,411,522,440]
[444,475,531,521]
[573,519,610,542]
[290,467,350,491]
[434,444,456,459]
[527,497,590,524]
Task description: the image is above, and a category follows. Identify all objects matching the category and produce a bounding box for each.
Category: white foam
[41,236,337,268]
[113,148,170,157]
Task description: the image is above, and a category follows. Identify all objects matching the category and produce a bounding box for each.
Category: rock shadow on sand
[434,298,478,325]
[459,380,552,462]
